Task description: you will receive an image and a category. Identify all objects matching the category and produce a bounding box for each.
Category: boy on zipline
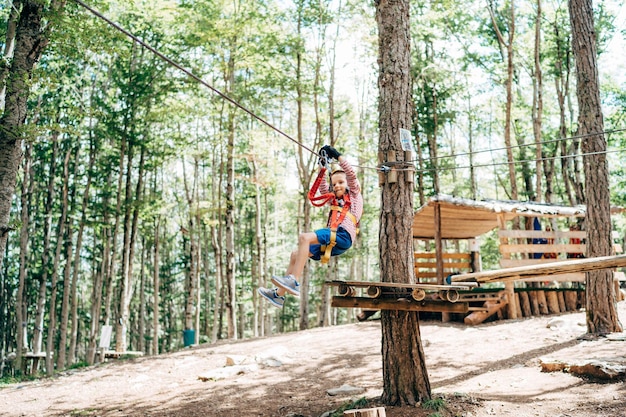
[258,145,363,308]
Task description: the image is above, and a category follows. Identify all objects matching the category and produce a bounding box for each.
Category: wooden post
[557,291,566,312]
[386,151,397,183]
[434,203,450,322]
[537,290,549,315]
[564,290,578,311]
[404,150,414,184]
[514,293,522,316]
[529,291,540,316]
[344,407,386,417]
[545,291,560,314]
[519,291,532,317]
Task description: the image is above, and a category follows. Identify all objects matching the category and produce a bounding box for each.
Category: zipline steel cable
[73,0,319,156]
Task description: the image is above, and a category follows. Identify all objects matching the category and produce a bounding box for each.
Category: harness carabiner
[318,149,331,170]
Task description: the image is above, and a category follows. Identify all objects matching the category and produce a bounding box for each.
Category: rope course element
[73,0,319,156]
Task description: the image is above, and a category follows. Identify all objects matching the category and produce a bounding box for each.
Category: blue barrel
[183,329,195,347]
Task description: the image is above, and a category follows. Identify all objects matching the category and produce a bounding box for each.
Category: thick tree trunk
[0,0,63,295]
[376,0,430,405]
[569,0,622,334]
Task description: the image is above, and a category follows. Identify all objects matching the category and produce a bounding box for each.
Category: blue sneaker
[258,287,285,308]
[271,275,300,297]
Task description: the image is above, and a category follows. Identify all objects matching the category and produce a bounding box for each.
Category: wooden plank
[498,230,586,239]
[464,300,506,325]
[451,254,626,284]
[499,243,586,254]
[331,296,469,313]
[414,252,471,260]
[414,261,471,269]
[500,259,579,267]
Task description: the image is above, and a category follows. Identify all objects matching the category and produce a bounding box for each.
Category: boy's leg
[290,231,318,278]
[274,231,318,296]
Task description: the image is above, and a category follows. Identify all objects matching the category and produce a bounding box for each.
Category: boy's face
[331,172,347,198]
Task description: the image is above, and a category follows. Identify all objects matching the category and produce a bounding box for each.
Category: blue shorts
[309,228,353,260]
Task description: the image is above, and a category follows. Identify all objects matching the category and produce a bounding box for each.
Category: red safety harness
[308,167,357,264]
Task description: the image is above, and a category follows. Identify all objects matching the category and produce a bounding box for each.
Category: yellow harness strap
[320,229,337,264]
[320,206,359,264]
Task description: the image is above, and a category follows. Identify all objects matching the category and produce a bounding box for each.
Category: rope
[73,0,318,156]
[409,127,626,164]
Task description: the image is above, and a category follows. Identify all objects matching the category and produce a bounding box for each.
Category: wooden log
[505,282,517,319]
[537,291,549,315]
[331,296,469,313]
[564,290,579,311]
[464,300,505,325]
[514,292,522,318]
[545,291,560,314]
[519,291,532,317]
[344,407,386,417]
[451,254,626,284]
[529,291,540,316]
[557,291,566,312]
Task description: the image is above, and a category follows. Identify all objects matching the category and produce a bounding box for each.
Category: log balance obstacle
[329,254,626,324]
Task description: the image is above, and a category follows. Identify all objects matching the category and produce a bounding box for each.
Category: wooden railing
[414,252,472,283]
[497,229,623,282]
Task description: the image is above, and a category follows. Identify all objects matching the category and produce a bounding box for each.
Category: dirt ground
[2,302,626,417]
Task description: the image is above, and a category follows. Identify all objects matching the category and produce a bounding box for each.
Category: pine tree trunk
[15,141,33,372]
[69,131,96,365]
[58,145,78,369]
[569,0,622,334]
[32,137,59,366]
[532,0,544,201]
[488,0,517,200]
[138,239,146,353]
[152,218,161,356]
[183,155,199,336]
[46,145,71,375]
[376,0,431,405]
[116,135,135,352]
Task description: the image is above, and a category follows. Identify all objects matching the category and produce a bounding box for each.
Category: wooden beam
[331,296,469,313]
[451,254,626,284]
[434,202,444,284]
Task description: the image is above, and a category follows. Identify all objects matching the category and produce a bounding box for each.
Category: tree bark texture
[0,0,62,274]
[568,0,622,333]
[376,0,431,405]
